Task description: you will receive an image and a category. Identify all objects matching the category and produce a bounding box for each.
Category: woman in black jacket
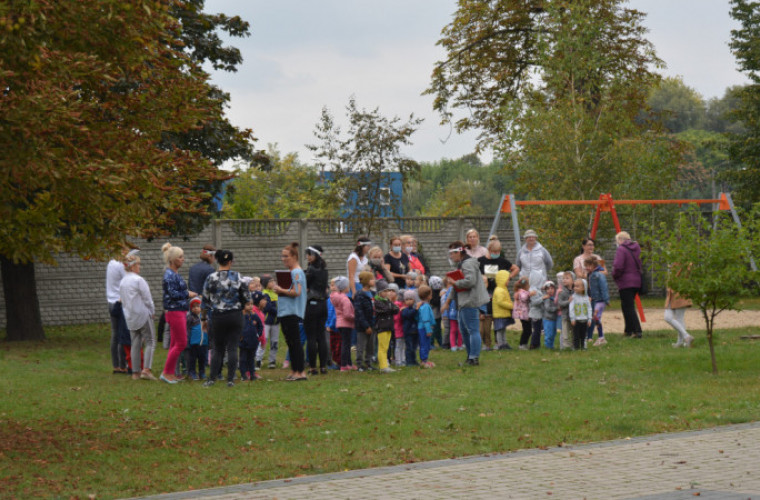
[304,245,330,375]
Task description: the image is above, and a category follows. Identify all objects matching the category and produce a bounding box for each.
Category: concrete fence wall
[0,216,654,329]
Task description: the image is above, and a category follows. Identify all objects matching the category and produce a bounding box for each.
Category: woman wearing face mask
[367,246,393,283]
[384,236,410,288]
[478,237,519,350]
[401,234,426,276]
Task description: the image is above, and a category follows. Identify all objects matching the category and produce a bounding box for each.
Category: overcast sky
[204,0,749,165]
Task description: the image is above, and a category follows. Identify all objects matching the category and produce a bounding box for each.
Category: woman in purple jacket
[612,231,643,338]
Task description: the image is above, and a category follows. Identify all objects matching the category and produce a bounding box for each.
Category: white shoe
[380,367,396,373]
[684,335,694,348]
[518,345,528,351]
[593,337,607,346]
[672,340,684,348]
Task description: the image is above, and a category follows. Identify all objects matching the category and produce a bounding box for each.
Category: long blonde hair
[162,242,183,267]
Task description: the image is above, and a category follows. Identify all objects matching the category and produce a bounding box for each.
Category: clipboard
[275,270,292,289]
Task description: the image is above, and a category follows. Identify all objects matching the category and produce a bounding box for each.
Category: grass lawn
[1,321,760,499]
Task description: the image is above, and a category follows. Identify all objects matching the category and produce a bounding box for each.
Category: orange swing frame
[491,192,736,323]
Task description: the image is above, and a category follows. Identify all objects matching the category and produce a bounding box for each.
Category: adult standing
[347,237,371,297]
[119,254,157,381]
[273,242,308,381]
[201,250,251,387]
[160,243,197,384]
[304,245,330,375]
[612,231,643,338]
[106,247,130,374]
[188,244,215,295]
[478,238,519,350]
[573,238,606,279]
[384,236,409,288]
[401,234,426,276]
[517,229,554,288]
[464,229,489,260]
[449,241,490,366]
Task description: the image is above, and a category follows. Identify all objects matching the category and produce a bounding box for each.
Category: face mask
[490,253,500,259]
[392,246,401,253]
[405,246,413,253]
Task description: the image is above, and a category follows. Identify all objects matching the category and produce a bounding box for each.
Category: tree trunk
[707,328,718,375]
[1,256,45,341]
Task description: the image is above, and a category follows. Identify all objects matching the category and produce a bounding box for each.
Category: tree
[726,0,760,207]
[224,146,341,219]
[646,77,706,133]
[427,0,685,267]
[0,1,241,340]
[307,98,423,236]
[653,208,759,374]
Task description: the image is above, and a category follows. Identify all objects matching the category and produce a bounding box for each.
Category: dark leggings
[519,319,532,346]
[209,310,242,383]
[304,300,329,369]
[281,315,305,372]
[619,288,643,335]
[338,327,353,367]
[573,322,588,350]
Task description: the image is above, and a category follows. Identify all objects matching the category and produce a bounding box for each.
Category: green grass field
[1,320,760,498]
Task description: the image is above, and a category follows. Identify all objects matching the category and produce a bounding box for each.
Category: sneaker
[450,347,457,352]
[202,379,215,387]
[684,335,694,348]
[159,374,178,384]
[672,341,684,348]
[282,360,290,369]
[227,381,235,387]
[349,365,358,371]
[380,367,396,373]
[518,345,528,351]
[593,337,607,346]
[583,339,588,349]
[268,362,277,369]
[340,366,351,372]
[140,371,158,381]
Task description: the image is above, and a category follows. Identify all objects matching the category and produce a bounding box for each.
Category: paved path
[141,422,760,500]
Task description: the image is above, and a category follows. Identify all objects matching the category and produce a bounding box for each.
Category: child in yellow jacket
[492,270,515,350]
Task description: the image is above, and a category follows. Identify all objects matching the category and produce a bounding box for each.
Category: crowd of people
[105,229,693,384]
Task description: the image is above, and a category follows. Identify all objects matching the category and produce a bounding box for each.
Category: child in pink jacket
[330,276,355,371]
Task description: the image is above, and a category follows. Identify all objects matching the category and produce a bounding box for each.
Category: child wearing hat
[401,290,420,366]
[330,276,355,371]
[373,279,400,373]
[187,296,207,380]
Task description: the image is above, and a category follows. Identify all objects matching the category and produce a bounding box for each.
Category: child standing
[416,285,435,368]
[491,270,514,350]
[514,277,531,350]
[429,276,444,349]
[330,276,355,371]
[442,280,463,351]
[569,279,592,350]
[354,271,377,371]
[557,271,576,350]
[440,278,451,350]
[240,300,263,381]
[326,280,341,368]
[585,256,610,347]
[401,291,420,366]
[541,281,559,349]
[250,291,267,379]
[373,279,400,373]
[391,284,406,366]
[527,282,544,349]
[187,297,207,380]
[261,275,281,369]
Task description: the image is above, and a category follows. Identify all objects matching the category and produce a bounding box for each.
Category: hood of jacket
[495,269,510,288]
[620,239,641,258]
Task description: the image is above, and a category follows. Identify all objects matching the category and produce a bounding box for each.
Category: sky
[204,0,749,165]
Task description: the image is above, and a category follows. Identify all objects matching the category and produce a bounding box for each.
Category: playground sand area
[574,308,760,334]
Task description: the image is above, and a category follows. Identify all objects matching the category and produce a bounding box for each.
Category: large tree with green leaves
[308,98,422,237]
[427,0,686,267]
[726,0,760,207]
[0,1,250,340]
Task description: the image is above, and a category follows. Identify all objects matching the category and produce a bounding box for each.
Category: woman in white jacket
[119,254,157,381]
[517,229,554,289]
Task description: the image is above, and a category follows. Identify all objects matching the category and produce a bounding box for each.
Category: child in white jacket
[569,279,592,350]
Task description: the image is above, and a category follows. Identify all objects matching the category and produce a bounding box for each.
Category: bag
[623,245,647,295]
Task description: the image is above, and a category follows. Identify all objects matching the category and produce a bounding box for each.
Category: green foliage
[646,77,706,133]
[308,97,422,236]
[653,207,760,373]
[224,146,341,219]
[726,0,760,206]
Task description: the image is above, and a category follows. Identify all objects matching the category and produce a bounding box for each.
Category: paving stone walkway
[140,422,760,500]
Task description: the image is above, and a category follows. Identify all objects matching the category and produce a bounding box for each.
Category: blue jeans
[458,307,482,359]
[543,319,558,349]
[405,333,419,366]
[418,328,431,362]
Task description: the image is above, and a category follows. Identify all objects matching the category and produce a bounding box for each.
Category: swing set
[489,192,750,322]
